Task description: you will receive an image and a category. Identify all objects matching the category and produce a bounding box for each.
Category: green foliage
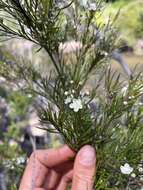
[104,0,143,44]
[0,83,32,189]
[0,0,143,189]
[0,85,7,97]
[117,1,143,43]
[7,91,33,118]
[0,121,25,189]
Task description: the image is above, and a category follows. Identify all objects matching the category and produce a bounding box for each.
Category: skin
[19,145,96,190]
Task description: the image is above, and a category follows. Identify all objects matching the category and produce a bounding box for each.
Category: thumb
[72,145,96,190]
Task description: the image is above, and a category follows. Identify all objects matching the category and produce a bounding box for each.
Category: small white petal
[65,97,72,104]
[69,102,74,109]
[74,107,79,112]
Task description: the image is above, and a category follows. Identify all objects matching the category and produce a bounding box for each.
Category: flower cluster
[3,156,26,170]
[138,163,143,182]
[120,162,143,186]
[64,89,90,112]
[69,99,83,112]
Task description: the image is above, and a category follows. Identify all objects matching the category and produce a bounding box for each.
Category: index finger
[36,145,75,167]
[19,145,75,190]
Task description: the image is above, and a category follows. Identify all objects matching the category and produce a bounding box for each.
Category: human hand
[19,145,96,190]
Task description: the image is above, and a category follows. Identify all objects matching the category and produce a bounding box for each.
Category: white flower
[69,99,83,112]
[70,80,74,84]
[101,50,108,57]
[16,156,25,165]
[88,3,97,11]
[131,173,136,178]
[123,101,128,105]
[72,89,75,94]
[129,95,135,100]
[11,165,14,170]
[64,91,68,96]
[139,167,143,173]
[65,97,72,104]
[120,163,133,175]
[104,52,108,56]
[28,94,32,98]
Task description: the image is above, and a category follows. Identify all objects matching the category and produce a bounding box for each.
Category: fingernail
[79,145,95,166]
